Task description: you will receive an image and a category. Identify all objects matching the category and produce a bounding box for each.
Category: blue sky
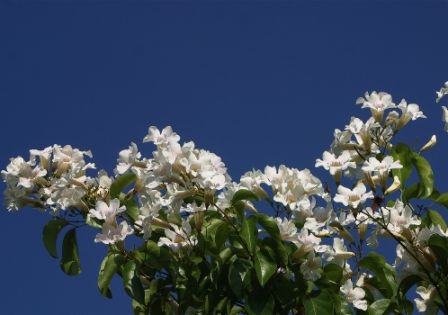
[1,1,448,314]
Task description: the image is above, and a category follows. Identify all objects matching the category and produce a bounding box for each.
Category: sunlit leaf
[412,153,434,199]
[110,172,137,198]
[231,189,259,204]
[254,250,276,287]
[368,299,391,315]
[241,216,258,255]
[123,260,145,304]
[391,143,413,185]
[98,253,120,298]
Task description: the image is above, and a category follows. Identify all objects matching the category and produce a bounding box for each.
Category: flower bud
[419,134,437,153]
[384,176,401,195]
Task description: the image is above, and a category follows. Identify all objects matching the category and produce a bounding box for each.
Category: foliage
[3,83,448,314]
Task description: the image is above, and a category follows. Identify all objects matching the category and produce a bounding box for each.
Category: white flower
[381,200,421,235]
[2,156,47,189]
[415,285,436,312]
[116,143,142,175]
[52,144,95,174]
[362,156,402,188]
[340,279,368,311]
[356,91,395,121]
[158,220,197,252]
[315,151,355,182]
[275,217,298,242]
[442,106,448,132]
[333,182,373,209]
[94,221,134,244]
[89,199,126,224]
[240,170,268,198]
[300,252,322,281]
[436,81,448,103]
[396,99,426,129]
[143,126,180,145]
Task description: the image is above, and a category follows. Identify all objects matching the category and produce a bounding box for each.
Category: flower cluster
[4,82,448,314]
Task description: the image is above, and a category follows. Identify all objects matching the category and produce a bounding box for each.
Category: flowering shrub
[3,82,448,314]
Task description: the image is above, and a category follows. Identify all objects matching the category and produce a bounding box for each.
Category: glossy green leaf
[358,252,396,298]
[241,216,258,255]
[435,192,448,208]
[98,253,120,298]
[202,218,229,251]
[123,260,145,304]
[256,213,281,241]
[304,289,335,315]
[368,299,391,315]
[427,234,448,269]
[110,172,137,198]
[60,228,81,276]
[231,189,259,204]
[254,250,276,287]
[42,219,68,258]
[391,143,413,185]
[426,210,447,231]
[412,153,434,199]
[228,258,248,297]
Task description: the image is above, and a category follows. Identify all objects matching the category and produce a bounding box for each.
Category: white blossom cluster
[2,145,95,212]
[3,86,448,312]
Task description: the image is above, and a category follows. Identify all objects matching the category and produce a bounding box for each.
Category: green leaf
[256,213,281,241]
[323,263,343,287]
[123,198,139,222]
[247,291,275,315]
[254,250,277,287]
[403,183,419,202]
[435,192,448,208]
[202,218,229,251]
[98,253,120,298]
[123,260,145,304]
[304,289,335,315]
[110,172,137,198]
[427,234,448,270]
[231,189,259,205]
[241,216,258,255]
[412,153,434,199]
[426,210,447,230]
[398,274,423,298]
[60,228,81,276]
[42,219,68,258]
[391,143,413,185]
[368,299,391,315]
[358,252,396,298]
[228,258,249,298]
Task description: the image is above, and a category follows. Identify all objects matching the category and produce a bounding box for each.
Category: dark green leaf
[398,275,423,298]
[247,291,275,315]
[123,260,145,304]
[412,153,434,199]
[368,299,391,315]
[241,216,258,255]
[323,263,343,287]
[110,172,137,198]
[256,213,281,241]
[427,234,448,269]
[42,219,68,258]
[60,228,81,276]
[202,218,229,251]
[391,143,413,185]
[304,289,335,315]
[254,250,277,287]
[403,183,419,202]
[231,189,259,204]
[98,253,120,298]
[358,252,396,298]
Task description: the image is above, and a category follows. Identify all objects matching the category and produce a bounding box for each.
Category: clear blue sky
[1,1,447,314]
